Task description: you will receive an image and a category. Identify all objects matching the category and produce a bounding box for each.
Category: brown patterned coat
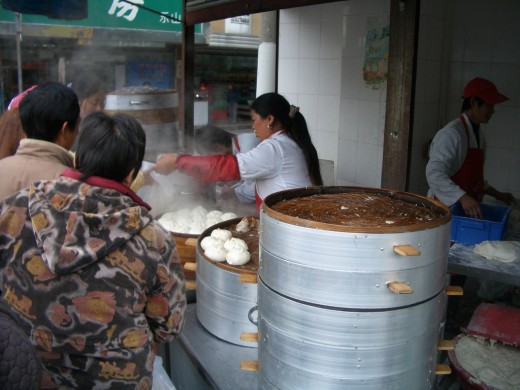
[0,177,186,389]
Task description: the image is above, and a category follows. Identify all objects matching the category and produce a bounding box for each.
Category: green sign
[0,0,199,33]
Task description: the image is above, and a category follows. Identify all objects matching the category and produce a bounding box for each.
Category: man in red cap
[426,77,515,218]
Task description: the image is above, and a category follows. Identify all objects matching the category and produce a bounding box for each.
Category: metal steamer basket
[258,186,451,390]
[196,218,259,348]
[105,87,179,161]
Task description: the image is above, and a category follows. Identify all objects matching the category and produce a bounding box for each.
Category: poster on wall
[363,15,389,89]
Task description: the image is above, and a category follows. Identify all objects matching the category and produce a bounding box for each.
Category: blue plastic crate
[450,203,511,245]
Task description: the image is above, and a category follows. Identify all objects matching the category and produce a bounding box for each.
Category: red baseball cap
[462,77,508,104]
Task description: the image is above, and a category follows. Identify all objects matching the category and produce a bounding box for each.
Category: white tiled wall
[279,0,520,199]
[278,3,344,175]
[279,0,389,187]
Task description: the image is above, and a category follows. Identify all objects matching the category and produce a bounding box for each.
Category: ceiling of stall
[185,0,344,24]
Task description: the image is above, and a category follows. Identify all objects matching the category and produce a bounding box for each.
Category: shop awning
[185,0,343,25]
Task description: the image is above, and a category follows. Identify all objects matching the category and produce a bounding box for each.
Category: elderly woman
[0,112,186,388]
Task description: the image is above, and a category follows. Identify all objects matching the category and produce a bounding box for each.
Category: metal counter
[448,230,520,286]
[167,304,258,390]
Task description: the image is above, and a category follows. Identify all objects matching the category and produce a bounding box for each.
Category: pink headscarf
[7,85,38,110]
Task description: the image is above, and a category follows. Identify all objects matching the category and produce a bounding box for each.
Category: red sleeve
[176,154,241,183]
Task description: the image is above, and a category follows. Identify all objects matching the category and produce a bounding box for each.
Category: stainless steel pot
[260,186,451,309]
[196,218,259,347]
[257,279,447,390]
[105,86,179,161]
[257,186,451,390]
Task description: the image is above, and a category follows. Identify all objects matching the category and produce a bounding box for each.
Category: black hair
[70,71,103,101]
[460,96,484,113]
[74,112,146,182]
[194,126,233,154]
[19,82,80,142]
[250,93,323,186]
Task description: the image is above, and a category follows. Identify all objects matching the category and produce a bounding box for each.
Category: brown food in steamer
[271,192,445,227]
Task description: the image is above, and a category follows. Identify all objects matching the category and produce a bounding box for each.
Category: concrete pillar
[256,11,277,97]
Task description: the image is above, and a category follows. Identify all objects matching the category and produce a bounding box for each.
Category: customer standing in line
[0,112,186,388]
[426,77,515,217]
[69,71,106,151]
[0,85,39,160]
[153,92,323,210]
[0,82,80,200]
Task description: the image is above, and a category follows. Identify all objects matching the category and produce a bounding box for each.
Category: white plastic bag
[152,356,176,390]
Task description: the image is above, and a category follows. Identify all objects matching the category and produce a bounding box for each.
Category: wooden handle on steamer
[240,332,259,342]
[393,245,421,256]
[437,340,455,351]
[240,360,259,372]
[438,340,454,350]
[446,286,464,296]
[386,281,413,294]
[435,364,452,375]
[185,238,198,247]
[185,280,196,290]
[183,262,197,271]
[238,274,258,284]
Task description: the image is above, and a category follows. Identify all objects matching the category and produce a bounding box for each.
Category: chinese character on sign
[160,11,181,24]
[108,0,144,22]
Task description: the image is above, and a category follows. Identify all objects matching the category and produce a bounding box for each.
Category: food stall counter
[167,304,258,390]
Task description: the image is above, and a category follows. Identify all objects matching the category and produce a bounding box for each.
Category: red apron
[255,190,262,211]
[233,136,241,152]
[450,116,485,202]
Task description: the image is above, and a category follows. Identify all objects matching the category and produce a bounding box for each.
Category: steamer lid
[465,303,520,346]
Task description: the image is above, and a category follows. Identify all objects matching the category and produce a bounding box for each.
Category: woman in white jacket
[155,93,323,210]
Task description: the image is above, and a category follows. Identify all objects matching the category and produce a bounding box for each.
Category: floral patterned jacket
[0,176,186,389]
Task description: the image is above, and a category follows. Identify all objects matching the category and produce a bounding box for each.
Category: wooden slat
[185,280,197,290]
[438,340,454,351]
[240,360,259,372]
[393,245,421,256]
[387,281,413,294]
[184,262,197,271]
[185,238,198,247]
[240,332,259,342]
[238,274,258,284]
[446,286,464,296]
[435,364,452,375]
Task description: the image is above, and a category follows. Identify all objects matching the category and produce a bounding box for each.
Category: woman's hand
[154,154,178,175]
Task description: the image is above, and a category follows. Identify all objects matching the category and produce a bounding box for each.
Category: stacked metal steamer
[195,218,259,348]
[104,86,180,161]
[257,187,451,390]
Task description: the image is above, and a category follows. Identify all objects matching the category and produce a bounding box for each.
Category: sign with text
[0,0,200,33]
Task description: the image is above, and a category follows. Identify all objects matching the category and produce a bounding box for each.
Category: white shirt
[236,130,312,200]
[232,133,259,203]
[426,113,487,207]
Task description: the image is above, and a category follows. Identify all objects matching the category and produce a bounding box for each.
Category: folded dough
[473,241,520,263]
